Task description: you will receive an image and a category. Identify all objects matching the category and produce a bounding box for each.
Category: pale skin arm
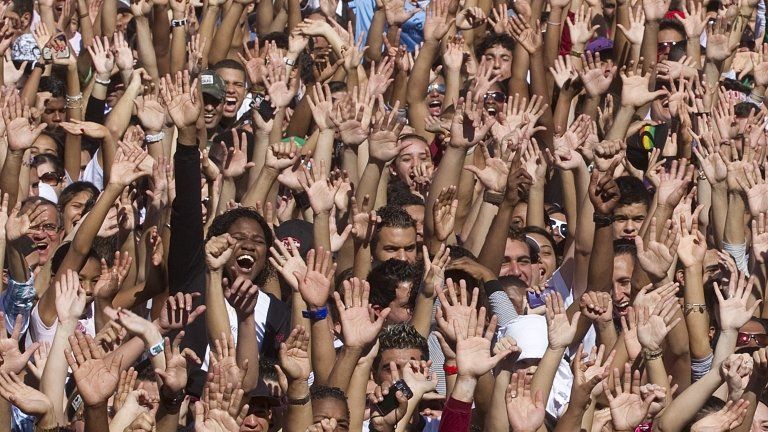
[208,2,246,65]
[134,16,160,84]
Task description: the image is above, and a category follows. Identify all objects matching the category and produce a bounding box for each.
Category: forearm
[84,403,110,432]
[364,12,386,62]
[411,293,437,338]
[313,129,335,179]
[587,225,615,293]
[204,270,233,341]
[684,266,713,359]
[526,184,546,229]
[313,212,331,253]
[152,5,172,76]
[544,7,565,70]
[639,20,659,74]
[348,360,373,432]
[310,317,337,385]
[170,10,187,75]
[236,315,260,392]
[531,347,565,402]
[105,81,142,139]
[208,3,245,65]
[285,379,313,432]
[242,168,279,208]
[41,318,78,424]
[606,105,636,140]
[406,40,439,106]
[0,151,24,211]
[134,17,160,82]
[425,147,468,242]
[462,202,498,257]
[477,201,514,275]
[199,4,220,61]
[327,346,363,392]
[510,45,531,99]
[21,67,44,107]
[355,161,386,212]
[484,369,512,432]
[724,192,747,245]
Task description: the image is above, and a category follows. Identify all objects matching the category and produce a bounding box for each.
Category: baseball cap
[274,219,314,259]
[200,69,226,101]
[585,36,613,54]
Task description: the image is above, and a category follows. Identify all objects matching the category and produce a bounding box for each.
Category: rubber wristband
[443,363,459,376]
[302,306,328,321]
[148,340,165,357]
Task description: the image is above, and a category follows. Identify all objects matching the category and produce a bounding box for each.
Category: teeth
[236,254,255,267]
[204,114,213,119]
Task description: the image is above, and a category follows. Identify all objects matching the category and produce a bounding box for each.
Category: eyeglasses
[737,332,768,347]
[39,171,63,186]
[658,40,683,50]
[548,218,568,238]
[484,91,506,103]
[33,223,59,233]
[427,83,446,95]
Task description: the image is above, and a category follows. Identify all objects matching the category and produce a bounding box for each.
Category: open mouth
[35,242,49,252]
[486,104,498,115]
[224,97,238,112]
[236,254,255,271]
[615,300,630,315]
[428,100,442,115]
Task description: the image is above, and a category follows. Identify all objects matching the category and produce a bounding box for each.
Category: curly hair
[374,323,428,369]
[371,205,417,253]
[206,207,275,285]
[310,385,350,418]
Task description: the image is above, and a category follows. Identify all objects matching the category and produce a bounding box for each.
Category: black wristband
[483,190,505,205]
[288,393,311,405]
[593,213,614,227]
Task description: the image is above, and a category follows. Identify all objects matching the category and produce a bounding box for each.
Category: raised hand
[220,131,255,179]
[66,332,123,407]
[269,239,307,291]
[604,363,655,431]
[5,201,48,243]
[620,61,667,108]
[506,372,545,432]
[109,145,154,188]
[706,18,738,62]
[432,186,458,242]
[264,61,299,109]
[715,272,761,331]
[294,247,335,308]
[422,0,453,41]
[159,70,201,128]
[0,313,39,374]
[349,196,378,246]
[753,213,768,263]
[449,94,495,149]
[298,159,340,215]
[455,306,511,378]
[55,270,87,324]
[738,160,768,216]
[334,278,388,348]
[279,326,311,381]
[156,292,206,335]
[368,102,407,163]
[546,291,581,350]
[566,5,598,47]
[435,279,479,345]
[616,5,645,45]
[692,134,727,185]
[588,162,621,215]
[0,370,52,417]
[2,93,46,152]
[508,15,542,53]
[579,291,614,324]
[721,354,753,401]
[209,331,247,391]
[223,276,260,319]
[635,218,679,282]
[196,366,248,432]
[690,399,750,432]
[464,143,512,193]
[86,36,114,80]
[330,98,368,147]
[656,158,695,208]
[155,331,201,396]
[643,0,670,20]
[422,244,450,298]
[573,344,617,399]
[268,140,301,175]
[549,55,578,90]
[93,251,132,301]
[636,298,681,351]
[133,92,166,135]
[381,0,419,25]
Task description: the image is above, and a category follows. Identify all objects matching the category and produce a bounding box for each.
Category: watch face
[32,47,41,56]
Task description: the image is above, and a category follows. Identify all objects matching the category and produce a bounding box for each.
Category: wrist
[171,10,185,19]
[141,327,163,346]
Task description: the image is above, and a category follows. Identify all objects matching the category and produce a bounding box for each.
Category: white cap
[497,315,548,360]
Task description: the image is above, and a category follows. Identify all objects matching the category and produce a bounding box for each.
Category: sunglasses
[737,332,768,347]
[39,171,63,186]
[427,83,446,94]
[658,40,683,50]
[548,218,568,238]
[484,91,506,103]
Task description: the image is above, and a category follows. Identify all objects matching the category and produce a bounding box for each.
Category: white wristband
[148,340,165,357]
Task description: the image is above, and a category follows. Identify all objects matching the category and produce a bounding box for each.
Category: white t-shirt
[27,301,95,347]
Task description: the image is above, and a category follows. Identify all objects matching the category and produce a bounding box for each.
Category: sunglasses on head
[737,332,768,347]
[484,91,506,103]
[39,171,63,185]
[427,83,446,95]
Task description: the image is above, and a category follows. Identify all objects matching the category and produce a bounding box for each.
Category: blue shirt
[350,0,429,51]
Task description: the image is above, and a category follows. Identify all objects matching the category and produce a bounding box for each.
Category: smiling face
[25,203,62,266]
[226,217,268,280]
[427,75,446,116]
[612,253,635,316]
[203,94,225,129]
[63,191,93,235]
[500,239,532,285]
[527,233,556,282]
[217,67,247,119]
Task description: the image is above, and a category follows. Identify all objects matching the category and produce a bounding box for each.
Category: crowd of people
[0,0,765,428]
